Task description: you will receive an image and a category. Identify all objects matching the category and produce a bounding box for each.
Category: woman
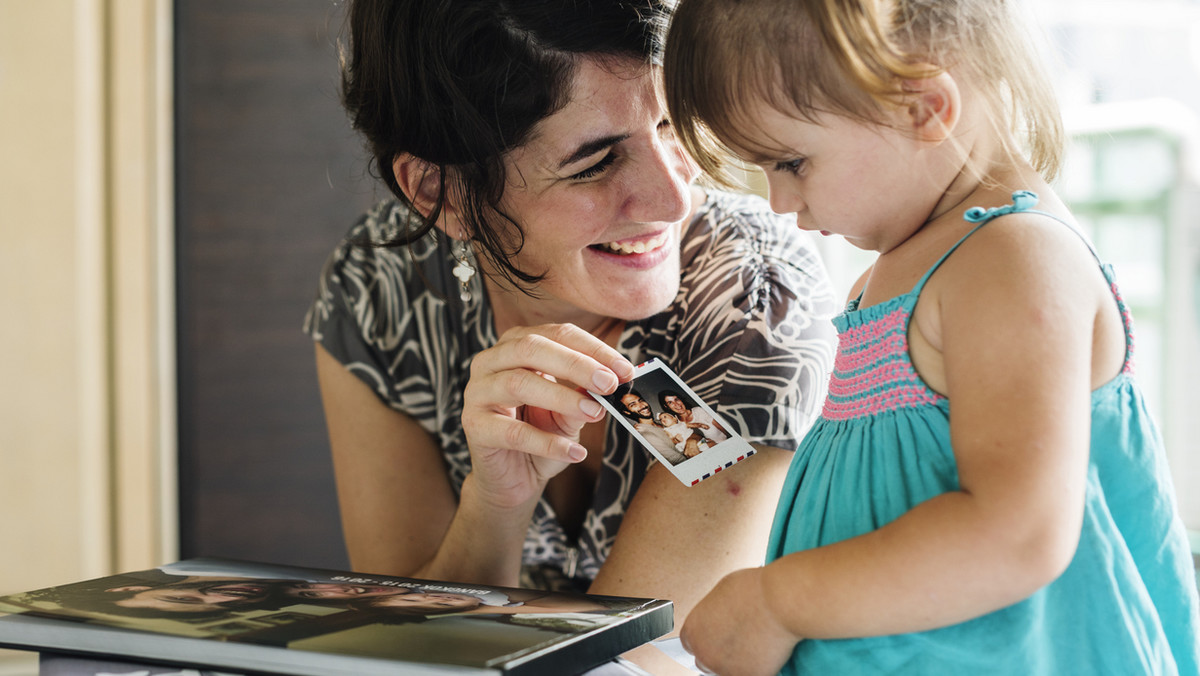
[304,0,837,668]
[659,389,730,444]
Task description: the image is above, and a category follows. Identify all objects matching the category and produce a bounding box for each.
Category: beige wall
[0,2,173,673]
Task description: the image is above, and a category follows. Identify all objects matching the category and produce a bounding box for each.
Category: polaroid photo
[589,358,756,486]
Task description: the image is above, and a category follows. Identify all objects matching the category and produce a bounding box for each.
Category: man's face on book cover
[107,579,273,612]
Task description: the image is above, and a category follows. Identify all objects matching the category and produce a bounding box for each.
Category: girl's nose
[765,174,805,215]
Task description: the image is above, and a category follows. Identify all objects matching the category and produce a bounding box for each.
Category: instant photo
[590,358,756,486]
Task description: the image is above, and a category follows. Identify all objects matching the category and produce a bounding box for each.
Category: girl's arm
[589,444,794,632]
[683,216,1104,674]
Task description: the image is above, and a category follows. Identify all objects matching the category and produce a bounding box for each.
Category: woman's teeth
[599,231,668,255]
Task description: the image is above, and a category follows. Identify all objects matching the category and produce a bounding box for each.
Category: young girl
[664,0,1200,674]
[657,411,713,458]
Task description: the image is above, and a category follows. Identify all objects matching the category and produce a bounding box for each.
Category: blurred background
[1,1,1198,673]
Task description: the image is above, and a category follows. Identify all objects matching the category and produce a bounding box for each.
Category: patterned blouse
[304,189,838,590]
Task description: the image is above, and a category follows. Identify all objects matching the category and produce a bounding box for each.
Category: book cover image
[0,559,673,676]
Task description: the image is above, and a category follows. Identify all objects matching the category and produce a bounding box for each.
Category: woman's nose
[624,136,696,224]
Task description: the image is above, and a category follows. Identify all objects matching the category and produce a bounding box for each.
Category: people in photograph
[158,561,421,604]
[278,582,418,602]
[658,389,729,444]
[657,411,712,458]
[614,388,689,465]
[27,574,304,620]
[303,0,838,669]
[665,0,1200,673]
[360,587,611,617]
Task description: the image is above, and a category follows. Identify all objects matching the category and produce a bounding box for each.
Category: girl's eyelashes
[773,158,807,175]
[569,152,617,180]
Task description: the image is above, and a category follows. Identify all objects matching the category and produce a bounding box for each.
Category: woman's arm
[588,444,794,629]
[315,343,460,576]
[317,321,632,586]
[317,344,544,584]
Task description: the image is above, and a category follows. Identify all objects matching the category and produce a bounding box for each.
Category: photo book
[0,558,673,676]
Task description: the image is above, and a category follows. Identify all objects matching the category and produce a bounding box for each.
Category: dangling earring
[450,231,476,302]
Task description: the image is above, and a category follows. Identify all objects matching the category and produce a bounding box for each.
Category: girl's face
[659,412,678,426]
[732,99,940,254]
[487,57,700,323]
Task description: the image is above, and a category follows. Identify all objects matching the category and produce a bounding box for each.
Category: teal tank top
[767,191,1200,674]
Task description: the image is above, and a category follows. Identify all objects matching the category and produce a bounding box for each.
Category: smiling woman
[302,0,838,668]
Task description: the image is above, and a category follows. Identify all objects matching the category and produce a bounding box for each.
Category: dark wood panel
[175,0,381,569]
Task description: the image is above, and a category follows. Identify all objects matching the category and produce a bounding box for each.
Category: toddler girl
[664,0,1200,674]
[658,411,713,458]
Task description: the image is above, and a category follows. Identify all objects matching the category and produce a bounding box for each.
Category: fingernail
[611,358,635,381]
[568,444,588,462]
[592,369,617,392]
[579,398,604,418]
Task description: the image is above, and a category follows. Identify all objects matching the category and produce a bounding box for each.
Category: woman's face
[110,580,272,612]
[663,394,689,416]
[488,57,700,323]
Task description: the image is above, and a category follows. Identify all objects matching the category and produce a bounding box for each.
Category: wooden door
[175,0,379,569]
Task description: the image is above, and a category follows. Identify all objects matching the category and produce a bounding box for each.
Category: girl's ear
[392,154,463,233]
[903,71,961,143]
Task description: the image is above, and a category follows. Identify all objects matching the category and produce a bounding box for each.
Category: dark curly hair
[339,0,673,290]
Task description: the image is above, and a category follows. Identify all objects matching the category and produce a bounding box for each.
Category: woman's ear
[902,71,960,143]
[392,154,463,232]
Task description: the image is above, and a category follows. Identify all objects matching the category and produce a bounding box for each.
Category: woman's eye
[569,153,616,180]
[773,158,806,175]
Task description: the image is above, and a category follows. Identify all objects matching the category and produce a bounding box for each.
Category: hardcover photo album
[0,558,673,676]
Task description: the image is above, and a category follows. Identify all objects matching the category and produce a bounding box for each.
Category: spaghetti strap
[910,190,1098,298]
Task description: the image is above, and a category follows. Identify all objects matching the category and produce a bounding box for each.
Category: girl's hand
[460,323,633,510]
[681,567,799,676]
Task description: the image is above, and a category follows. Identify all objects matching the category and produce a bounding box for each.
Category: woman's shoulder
[317,199,451,297]
[690,189,825,265]
[307,198,463,347]
[683,188,835,309]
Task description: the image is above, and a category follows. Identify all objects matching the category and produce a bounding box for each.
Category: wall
[0,2,174,674]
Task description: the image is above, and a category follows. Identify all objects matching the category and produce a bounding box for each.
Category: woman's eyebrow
[556,133,630,169]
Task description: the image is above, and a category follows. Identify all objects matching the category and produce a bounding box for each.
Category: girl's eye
[569,152,616,180]
[773,158,806,175]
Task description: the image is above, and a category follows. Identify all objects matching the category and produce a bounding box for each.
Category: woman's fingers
[461,322,632,470]
[478,324,634,392]
[481,411,587,464]
[464,367,605,426]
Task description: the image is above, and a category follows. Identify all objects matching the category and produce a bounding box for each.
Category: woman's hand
[681,567,800,676]
[460,323,633,510]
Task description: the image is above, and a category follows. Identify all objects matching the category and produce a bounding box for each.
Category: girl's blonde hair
[664,0,1063,187]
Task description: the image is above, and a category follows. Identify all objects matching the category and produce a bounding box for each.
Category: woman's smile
[588,229,674,269]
